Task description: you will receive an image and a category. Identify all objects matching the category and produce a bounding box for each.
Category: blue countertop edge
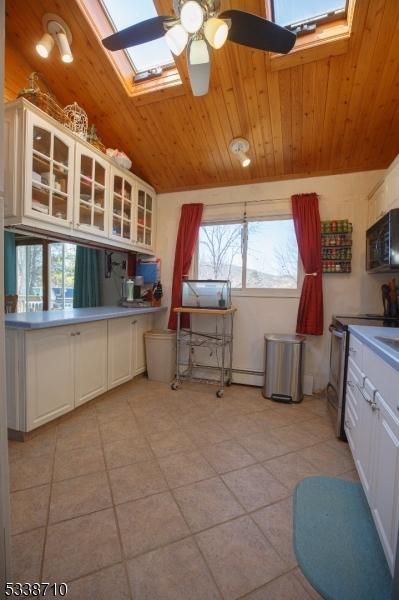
[5,306,168,330]
[349,325,399,373]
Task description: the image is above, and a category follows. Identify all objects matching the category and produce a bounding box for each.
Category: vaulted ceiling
[5,0,399,193]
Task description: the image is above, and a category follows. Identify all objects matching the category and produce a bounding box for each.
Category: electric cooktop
[333,314,399,329]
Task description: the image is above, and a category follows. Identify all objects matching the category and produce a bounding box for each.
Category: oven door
[327,325,348,438]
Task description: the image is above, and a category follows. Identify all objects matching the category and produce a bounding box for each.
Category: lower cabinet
[6,313,154,433]
[25,326,75,430]
[345,340,399,574]
[370,393,399,571]
[74,321,108,407]
[134,314,152,375]
[107,317,136,389]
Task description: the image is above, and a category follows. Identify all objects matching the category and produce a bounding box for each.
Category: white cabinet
[5,98,157,254]
[74,321,108,406]
[25,110,74,229]
[108,313,154,387]
[135,183,156,251]
[7,321,108,432]
[6,312,156,433]
[134,313,152,375]
[74,144,109,238]
[107,317,136,389]
[344,335,399,574]
[367,154,399,228]
[371,393,399,570]
[25,326,75,430]
[109,167,135,246]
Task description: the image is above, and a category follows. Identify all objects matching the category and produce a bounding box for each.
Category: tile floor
[8,378,358,599]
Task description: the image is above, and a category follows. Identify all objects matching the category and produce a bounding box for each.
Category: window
[272,0,347,33]
[16,241,76,312]
[49,244,77,310]
[17,245,44,313]
[197,218,299,292]
[100,0,174,73]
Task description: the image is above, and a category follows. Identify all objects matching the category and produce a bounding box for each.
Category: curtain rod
[203,194,321,210]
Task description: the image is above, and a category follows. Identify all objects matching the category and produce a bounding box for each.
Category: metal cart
[171,307,236,397]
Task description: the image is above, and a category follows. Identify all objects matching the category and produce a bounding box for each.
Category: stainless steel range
[327,314,399,439]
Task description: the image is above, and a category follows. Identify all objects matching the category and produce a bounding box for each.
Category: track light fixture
[229,138,251,168]
[36,14,73,63]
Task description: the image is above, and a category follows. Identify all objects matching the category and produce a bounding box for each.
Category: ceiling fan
[102,1,296,97]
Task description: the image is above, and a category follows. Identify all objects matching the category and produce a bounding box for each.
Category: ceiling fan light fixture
[204,17,229,49]
[189,38,209,65]
[229,137,251,168]
[165,23,188,56]
[36,32,54,58]
[180,1,204,34]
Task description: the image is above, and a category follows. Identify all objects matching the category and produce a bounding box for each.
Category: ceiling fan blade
[187,41,211,97]
[220,9,296,54]
[102,16,174,51]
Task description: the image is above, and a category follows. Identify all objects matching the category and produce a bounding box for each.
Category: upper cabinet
[109,167,135,245]
[75,145,109,238]
[367,154,399,229]
[4,98,156,254]
[26,111,74,228]
[136,184,155,250]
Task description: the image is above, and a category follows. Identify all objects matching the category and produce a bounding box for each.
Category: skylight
[273,0,347,28]
[100,0,174,72]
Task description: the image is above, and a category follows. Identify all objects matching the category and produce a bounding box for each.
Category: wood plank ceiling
[5,0,399,193]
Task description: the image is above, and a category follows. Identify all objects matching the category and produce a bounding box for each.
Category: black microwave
[366,208,399,272]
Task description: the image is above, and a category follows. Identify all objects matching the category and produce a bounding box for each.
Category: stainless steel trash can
[263,334,306,403]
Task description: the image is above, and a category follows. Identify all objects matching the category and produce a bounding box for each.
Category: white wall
[156,170,387,391]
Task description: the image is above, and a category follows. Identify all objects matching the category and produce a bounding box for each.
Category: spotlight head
[229,138,251,168]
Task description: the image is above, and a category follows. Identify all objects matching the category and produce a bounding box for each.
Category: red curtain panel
[168,203,204,330]
[292,193,324,335]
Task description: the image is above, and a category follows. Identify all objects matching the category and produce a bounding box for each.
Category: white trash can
[144,330,176,383]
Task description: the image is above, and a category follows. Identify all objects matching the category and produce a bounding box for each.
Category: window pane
[101,0,174,71]
[198,224,243,288]
[246,220,298,289]
[17,245,43,312]
[273,0,346,26]
[49,243,77,310]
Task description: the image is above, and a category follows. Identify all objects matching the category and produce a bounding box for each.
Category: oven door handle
[329,326,344,339]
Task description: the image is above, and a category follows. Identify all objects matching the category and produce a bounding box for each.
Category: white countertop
[349,325,399,372]
[5,305,168,330]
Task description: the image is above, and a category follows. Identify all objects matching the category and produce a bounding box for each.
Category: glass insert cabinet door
[136,186,154,248]
[75,145,109,237]
[25,111,74,227]
[109,169,134,243]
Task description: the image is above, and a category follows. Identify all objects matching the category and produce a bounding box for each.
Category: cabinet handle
[75,223,80,227]
[349,347,357,355]
[345,419,351,431]
[69,220,73,225]
[356,383,372,405]
[371,401,379,413]
[131,320,137,325]
[347,380,355,390]
[75,331,81,336]
[71,332,75,337]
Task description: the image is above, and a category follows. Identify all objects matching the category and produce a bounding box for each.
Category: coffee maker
[120,275,147,307]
